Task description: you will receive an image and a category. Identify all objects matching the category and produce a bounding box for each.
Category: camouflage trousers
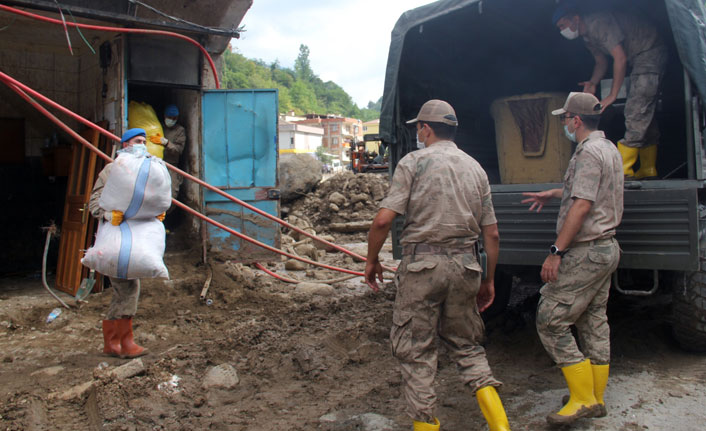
[622,72,663,149]
[105,277,140,320]
[536,238,620,367]
[391,252,501,423]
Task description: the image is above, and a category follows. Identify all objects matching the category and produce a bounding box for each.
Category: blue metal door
[202,89,279,261]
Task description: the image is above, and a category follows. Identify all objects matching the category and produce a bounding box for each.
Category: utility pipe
[0,71,395,271]
[0,4,220,88]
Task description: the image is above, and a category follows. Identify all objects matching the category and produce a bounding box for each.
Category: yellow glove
[156,212,166,222]
[110,210,124,226]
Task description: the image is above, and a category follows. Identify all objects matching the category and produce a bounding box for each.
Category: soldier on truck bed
[552,1,667,180]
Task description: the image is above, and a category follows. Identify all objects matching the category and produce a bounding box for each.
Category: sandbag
[82,219,168,279]
[99,152,171,219]
[128,101,165,159]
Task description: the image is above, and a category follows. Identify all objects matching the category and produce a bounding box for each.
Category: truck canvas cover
[380,0,706,144]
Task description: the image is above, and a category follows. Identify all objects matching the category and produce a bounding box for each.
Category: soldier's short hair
[421,121,457,141]
[579,114,601,130]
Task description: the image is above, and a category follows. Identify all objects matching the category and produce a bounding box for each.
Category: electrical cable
[127,0,243,35]
[41,224,71,309]
[0,70,397,273]
[65,6,96,54]
[0,4,221,88]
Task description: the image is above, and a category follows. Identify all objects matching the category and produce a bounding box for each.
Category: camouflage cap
[552,92,602,116]
[406,99,459,126]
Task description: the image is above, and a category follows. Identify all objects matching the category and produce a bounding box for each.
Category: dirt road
[1,237,704,431]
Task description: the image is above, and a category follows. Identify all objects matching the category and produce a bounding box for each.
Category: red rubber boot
[117,317,148,359]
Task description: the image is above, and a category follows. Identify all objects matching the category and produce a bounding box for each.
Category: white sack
[82,219,168,279]
[99,152,171,219]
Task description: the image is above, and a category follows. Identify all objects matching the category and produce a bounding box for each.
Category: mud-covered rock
[295,282,334,296]
[328,192,346,207]
[202,364,239,389]
[294,243,319,261]
[285,259,309,270]
[279,154,322,202]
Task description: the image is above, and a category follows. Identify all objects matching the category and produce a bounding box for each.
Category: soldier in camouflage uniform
[553,3,667,179]
[522,92,623,426]
[365,100,510,431]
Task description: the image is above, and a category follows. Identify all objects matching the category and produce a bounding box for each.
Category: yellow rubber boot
[592,364,610,417]
[546,359,599,425]
[634,145,658,179]
[476,386,511,431]
[617,141,639,179]
[413,417,440,431]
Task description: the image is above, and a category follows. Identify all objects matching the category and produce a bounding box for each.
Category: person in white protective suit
[88,128,166,359]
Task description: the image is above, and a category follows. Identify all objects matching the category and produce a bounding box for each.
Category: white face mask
[560,26,579,40]
[165,118,177,128]
[121,143,148,157]
[416,133,426,149]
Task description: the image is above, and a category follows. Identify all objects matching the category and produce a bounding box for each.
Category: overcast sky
[232,0,433,108]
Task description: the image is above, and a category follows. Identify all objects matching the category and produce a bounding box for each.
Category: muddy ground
[2,173,705,431]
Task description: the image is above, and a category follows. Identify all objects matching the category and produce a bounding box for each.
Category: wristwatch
[549,245,568,257]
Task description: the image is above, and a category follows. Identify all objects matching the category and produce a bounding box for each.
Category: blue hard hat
[121,128,146,143]
[552,0,581,25]
[165,104,179,117]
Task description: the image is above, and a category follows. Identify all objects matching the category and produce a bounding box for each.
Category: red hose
[0,4,220,88]
[0,71,394,271]
[253,263,299,284]
[6,81,367,278]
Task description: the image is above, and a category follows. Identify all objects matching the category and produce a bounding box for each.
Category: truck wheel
[482,268,513,322]
[672,270,706,352]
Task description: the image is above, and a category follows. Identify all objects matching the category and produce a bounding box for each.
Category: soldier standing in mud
[553,1,667,180]
[522,92,623,426]
[365,100,510,431]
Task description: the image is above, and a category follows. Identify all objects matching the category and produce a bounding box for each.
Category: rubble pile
[286,172,389,234]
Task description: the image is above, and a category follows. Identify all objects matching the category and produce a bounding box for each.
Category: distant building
[278,122,324,159]
[294,114,362,162]
[363,119,380,135]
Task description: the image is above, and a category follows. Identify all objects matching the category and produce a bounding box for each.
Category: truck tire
[672,270,706,352]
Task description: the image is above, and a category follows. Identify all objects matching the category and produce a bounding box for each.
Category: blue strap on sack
[116,158,152,279]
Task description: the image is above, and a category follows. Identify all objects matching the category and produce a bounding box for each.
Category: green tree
[294,44,315,82]
[221,44,382,119]
[315,146,333,164]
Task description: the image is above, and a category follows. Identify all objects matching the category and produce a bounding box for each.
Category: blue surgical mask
[563,125,577,143]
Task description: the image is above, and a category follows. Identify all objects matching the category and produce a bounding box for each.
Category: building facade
[294,115,362,162]
[278,122,324,159]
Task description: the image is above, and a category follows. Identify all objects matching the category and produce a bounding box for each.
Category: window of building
[332,137,339,147]
[290,136,294,148]
[329,123,339,132]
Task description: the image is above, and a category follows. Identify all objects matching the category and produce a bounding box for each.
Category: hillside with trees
[222,44,380,122]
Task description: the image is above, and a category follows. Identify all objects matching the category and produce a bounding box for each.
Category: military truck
[380,0,706,351]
